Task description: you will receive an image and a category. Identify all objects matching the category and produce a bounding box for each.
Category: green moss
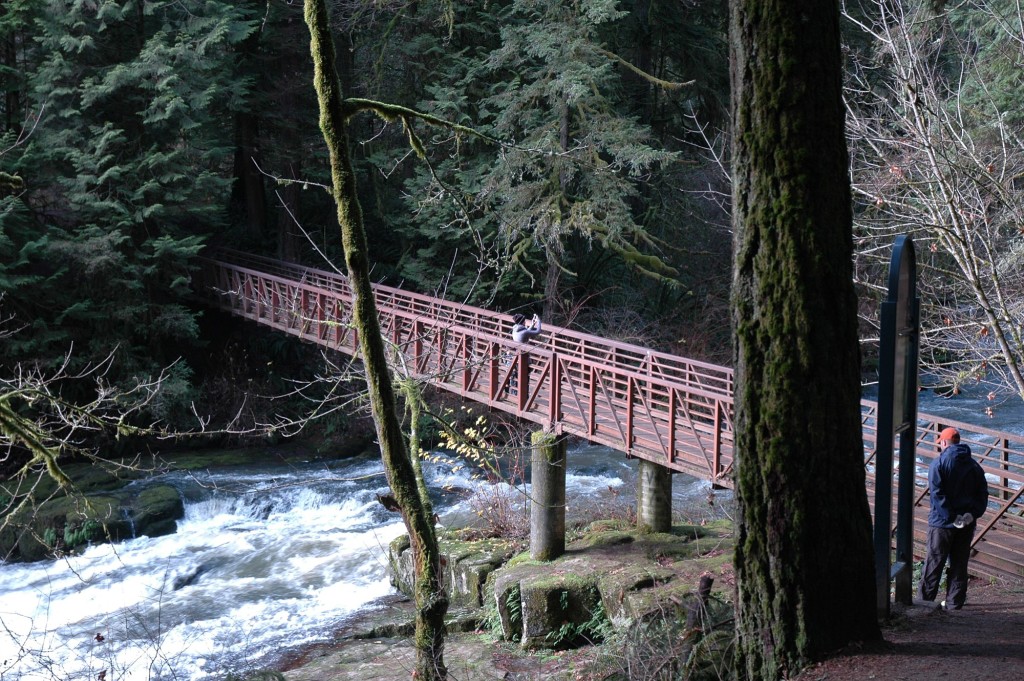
[132,485,184,537]
[530,431,563,462]
[529,572,597,593]
[135,485,177,507]
[572,530,635,550]
[597,566,677,598]
[8,493,132,560]
[390,534,412,555]
[585,518,632,533]
[438,537,511,562]
[506,550,540,569]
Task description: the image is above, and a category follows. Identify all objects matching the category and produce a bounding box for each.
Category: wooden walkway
[194,249,1024,583]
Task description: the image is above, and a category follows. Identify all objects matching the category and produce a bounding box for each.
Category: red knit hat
[938,427,960,442]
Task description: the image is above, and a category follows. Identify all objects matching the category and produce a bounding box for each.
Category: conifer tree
[363,1,682,319]
[0,1,260,420]
[480,0,681,318]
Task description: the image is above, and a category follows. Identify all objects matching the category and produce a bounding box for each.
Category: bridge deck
[195,250,1024,584]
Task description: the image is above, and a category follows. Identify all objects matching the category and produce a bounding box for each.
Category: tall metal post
[874,235,920,618]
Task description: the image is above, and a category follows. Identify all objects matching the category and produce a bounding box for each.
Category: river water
[0,443,725,681]
[902,383,1024,437]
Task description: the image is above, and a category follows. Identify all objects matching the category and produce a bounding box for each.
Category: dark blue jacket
[927,443,989,528]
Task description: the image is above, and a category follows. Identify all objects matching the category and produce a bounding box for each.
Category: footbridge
[195,249,1024,582]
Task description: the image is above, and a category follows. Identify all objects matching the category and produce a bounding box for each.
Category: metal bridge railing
[195,250,737,484]
[195,249,1024,582]
[861,402,1024,582]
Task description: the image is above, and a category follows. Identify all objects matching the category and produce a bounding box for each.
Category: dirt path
[793,578,1024,681]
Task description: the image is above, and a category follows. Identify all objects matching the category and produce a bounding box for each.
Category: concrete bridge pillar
[529,431,567,561]
[637,459,672,533]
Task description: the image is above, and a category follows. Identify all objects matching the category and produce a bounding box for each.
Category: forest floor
[282,576,1024,681]
[791,577,1024,681]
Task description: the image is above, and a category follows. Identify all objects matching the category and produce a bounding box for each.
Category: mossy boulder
[484,520,734,650]
[594,565,679,624]
[9,494,132,562]
[1,481,184,563]
[491,566,608,650]
[383,519,735,652]
[130,484,184,538]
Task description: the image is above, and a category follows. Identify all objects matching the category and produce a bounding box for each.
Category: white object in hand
[953,513,974,529]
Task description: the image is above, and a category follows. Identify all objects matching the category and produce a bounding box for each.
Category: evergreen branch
[577,219,679,280]
[547,253,577,277]
[588,222,681,281]
[343,97,572,160]
[630,262,685,286]
[342,94,683,291]
[0,172,23,191]
[632,222,676,253]
[401,115,428,159]
[509,236,540,288]
[408,133,512,310]
[598,49,695,90]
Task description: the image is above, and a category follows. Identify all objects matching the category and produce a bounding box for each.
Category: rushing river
[905,383,1024,437]
[0,443,724,681]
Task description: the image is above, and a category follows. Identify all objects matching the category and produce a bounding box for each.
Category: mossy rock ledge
[388,533,520,608]
[387,520,734,651]
[1,481,184,563]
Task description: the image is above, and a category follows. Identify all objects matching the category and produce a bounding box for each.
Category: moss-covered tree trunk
[729,2,881,679]
[303,2,448,679]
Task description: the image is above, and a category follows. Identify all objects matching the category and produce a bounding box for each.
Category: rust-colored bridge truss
[195,250,1024,582]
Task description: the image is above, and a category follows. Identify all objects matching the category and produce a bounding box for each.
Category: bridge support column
[529,431,566,561]
[637,459,672,533]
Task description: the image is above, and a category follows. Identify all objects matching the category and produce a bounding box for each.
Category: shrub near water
[431,408,531,540]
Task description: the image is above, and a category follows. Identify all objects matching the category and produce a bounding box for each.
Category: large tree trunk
[303,2,449,679]
[729,2,880,678]
[229,110,268,237]
[2,33,21,134]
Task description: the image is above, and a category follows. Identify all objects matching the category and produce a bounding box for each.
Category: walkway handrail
[860,401,1024,581]
[195,249,737,483]
[206,249,735,397]
[194,249,1024,583]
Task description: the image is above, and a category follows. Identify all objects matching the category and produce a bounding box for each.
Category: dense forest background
[2,0,1023,444]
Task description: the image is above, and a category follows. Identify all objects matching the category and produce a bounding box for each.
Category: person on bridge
[511,313,542,343]
[918,426,989,610]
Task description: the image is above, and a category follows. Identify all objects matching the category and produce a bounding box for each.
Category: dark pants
[918,523,976,608]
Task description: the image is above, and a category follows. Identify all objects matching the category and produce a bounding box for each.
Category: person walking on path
[918,426,990,610]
